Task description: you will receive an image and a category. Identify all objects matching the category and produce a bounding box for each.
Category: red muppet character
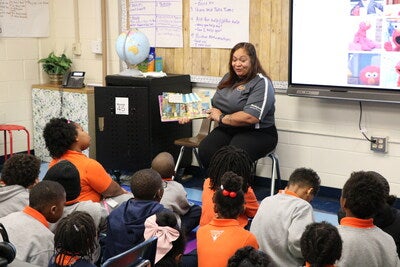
[396,61,400,87]
[359,65,380,85]
[384,25,400,51]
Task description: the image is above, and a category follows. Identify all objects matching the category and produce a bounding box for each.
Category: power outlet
[370,136,388,153]
[91,40,102,54]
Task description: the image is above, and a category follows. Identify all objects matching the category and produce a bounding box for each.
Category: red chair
[0,124,30,160]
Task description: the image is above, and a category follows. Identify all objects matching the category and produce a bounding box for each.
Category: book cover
[159,91,212,122]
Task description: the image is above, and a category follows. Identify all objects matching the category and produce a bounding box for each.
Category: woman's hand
[207,108,223,122]
[178,117,191,124]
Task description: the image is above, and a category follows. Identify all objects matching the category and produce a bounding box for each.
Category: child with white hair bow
[144,211,186,266]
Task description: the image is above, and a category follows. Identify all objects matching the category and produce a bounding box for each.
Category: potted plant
[38,52,72,84]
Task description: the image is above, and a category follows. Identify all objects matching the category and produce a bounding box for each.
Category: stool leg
[270,154,277,196]
[174,146,185,177]
[3,130,7,160]
[23,128,31,154]
[193,148,203,170]
[8,130,13,158]
[275,156,281,188]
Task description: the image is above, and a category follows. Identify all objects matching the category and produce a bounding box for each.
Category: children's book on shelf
[158,90,212,122]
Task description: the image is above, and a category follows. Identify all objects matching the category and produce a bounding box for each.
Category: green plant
[38,52,72,75]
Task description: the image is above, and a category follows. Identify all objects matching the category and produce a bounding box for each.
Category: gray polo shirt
[212,73,275,129]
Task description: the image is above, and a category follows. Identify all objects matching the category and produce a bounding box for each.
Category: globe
[115,29,150,76]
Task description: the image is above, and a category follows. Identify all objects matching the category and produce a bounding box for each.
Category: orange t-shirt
[200,178,259,227]
[49,150,112,202]
[197,218,259,267]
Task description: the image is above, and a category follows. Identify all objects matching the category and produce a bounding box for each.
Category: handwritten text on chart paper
[189,0,249,48]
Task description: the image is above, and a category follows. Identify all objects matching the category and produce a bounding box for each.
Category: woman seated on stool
[179,42,278,169]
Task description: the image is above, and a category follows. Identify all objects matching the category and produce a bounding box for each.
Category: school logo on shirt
[236,85,246,91]
[210,230,224,241]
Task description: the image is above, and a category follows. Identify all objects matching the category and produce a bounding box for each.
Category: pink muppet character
[350,22,380,51]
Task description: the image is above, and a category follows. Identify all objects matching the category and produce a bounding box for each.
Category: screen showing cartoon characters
[290,0,400,92]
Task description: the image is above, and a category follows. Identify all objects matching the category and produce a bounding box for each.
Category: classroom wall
[1,0,399,195]
[156,1,288,81]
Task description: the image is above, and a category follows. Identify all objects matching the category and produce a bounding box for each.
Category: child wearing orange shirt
[200,145,258,228]
[197,171,259,267]
[49,211,97,267]
[43,117,127,203]
[300,221,342,267]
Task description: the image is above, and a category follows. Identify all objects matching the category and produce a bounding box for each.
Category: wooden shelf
[31,84,94,94]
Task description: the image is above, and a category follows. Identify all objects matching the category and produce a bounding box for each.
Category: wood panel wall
[155,0,289,81]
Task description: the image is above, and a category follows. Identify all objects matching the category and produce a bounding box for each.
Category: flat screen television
[287,0,400,103]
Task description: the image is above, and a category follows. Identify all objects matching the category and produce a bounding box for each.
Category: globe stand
[118,68,143,77]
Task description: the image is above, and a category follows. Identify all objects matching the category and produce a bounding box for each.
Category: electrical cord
[358,101,376,143]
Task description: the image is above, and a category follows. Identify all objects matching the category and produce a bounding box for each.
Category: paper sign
[115,97,129,115]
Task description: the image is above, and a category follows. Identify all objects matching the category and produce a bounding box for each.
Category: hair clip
[222,189,237,198]
[73,224,79,232]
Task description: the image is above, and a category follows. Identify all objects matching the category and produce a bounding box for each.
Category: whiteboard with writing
[190,0,249,48]
[0,0,49,37]
[126,0,183,47]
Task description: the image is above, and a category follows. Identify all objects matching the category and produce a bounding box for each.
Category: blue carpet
[179,166,340,214]
[39,162,340,225]
[180,166,340,226]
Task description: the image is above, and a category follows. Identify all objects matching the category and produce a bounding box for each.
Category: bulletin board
[121,0,289,86]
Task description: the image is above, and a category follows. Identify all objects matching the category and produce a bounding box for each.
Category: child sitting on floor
[300,221,342,267]
[49,211,97,267]
[200,145,258,228]
[0,153,41,217]
[337,170,399,266]
[250,167,321,267]
[197,171,259,267]
[43,160,108,263]
[151,152,201,234]
[103,168,174,261]
[43,117,128,203]
[0,180,65,266]
[144,211,186,267]
[227,246,271,267]
[337,170,400,256]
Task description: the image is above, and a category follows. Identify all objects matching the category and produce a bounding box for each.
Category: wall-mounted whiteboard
[0,0,49,37]
[189,0,249,48]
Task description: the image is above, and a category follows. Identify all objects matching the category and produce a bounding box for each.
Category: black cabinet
[94,74,192,173]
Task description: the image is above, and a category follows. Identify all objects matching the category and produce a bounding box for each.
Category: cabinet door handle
[98,117,104,131]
